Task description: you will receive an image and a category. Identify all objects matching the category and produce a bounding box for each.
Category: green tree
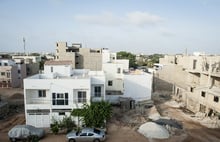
[39,55,47,70]
[30,53,40,56]
[117,51,137,68]
[71,101,112,128]
[147,54,164,67]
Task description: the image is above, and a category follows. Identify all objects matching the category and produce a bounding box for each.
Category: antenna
[185,48,188,56]
[23,37,26,55]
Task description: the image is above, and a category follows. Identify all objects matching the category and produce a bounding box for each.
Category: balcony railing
[26,98,51,104]
[26,98,92,105]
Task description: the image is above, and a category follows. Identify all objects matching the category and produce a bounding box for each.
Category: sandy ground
[1,88,220,142]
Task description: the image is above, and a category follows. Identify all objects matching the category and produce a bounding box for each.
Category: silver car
[66,128,106,142]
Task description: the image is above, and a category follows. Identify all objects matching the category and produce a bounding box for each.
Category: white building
[124,71,152,102]
[24,48,153,128]
[12,55,41,63]
[24,60,105,128]
[102,50,152,104]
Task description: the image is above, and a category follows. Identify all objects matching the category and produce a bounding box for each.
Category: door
[27,113,50,127]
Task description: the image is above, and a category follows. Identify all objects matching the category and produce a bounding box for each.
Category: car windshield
[94,128,101,134]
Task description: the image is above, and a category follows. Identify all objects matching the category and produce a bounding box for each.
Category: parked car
[8,125,45,142]
[66,128,106,142]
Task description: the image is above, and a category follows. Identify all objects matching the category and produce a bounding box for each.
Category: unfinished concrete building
[55,42,103,71]
[159,54,220,117]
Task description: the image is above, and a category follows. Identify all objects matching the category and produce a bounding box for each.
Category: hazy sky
[0,0,220,54]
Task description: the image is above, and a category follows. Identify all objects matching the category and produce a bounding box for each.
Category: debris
[164,100,184,108]
[153,118,183,129]
[148,106,161,120]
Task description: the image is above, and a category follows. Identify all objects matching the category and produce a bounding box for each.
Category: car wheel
[10,138,16,142]
[93,139,100,142]
[69,139,76,142]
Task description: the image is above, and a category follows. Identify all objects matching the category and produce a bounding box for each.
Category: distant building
[0,59,26,88]
[12,55,41,63]
[55,42,103,70]
[12,56,40,77]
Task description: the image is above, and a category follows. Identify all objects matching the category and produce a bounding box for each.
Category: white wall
[103,63,124,92]
[115,59,129,72]
[124,73,152,102]
[44,65,72,76]
[12,56,41,63]
[102,49,111,63]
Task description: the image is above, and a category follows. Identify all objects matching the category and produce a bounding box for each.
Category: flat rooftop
[27,70,104,80]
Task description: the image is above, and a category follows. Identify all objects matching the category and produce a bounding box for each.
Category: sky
[0,0,220,55]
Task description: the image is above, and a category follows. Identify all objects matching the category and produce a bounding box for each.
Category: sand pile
[138,122,169,139]
[165,100,184,108]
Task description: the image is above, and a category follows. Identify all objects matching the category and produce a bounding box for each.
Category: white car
[66,128,106,142]
[8,125,45,142]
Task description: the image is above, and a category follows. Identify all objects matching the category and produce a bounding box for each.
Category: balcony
[26,98,51,104]
[91,95,105,102]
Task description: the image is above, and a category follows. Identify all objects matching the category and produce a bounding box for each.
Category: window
[51,67,53,73]
[190,87,194,92]
[201,91,206,97]
[38,90,46,97]
[18,70,20,74]
[52,93,68,105]
[94,86,101,97]
[214,96,219,102]
[117,68,121,73]
[78,91,86,103]
[193,60,197,69]
[176,88,179,95]
[88,133,94,136]
[1,72,5,76]
[4,63,7,66]
[59,112,65,115]
[108,80,113,86]
[80,133,87,136]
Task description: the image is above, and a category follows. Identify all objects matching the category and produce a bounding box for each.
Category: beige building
[158,54,220,117]
[55,42,103,70]
[0,59,25,88]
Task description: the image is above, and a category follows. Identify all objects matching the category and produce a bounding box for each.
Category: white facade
[124,72,152,102]
[102,63,124,93]
[12,55,41,63]
[103,53,152,104]
[44,63,72,76]
[102,48,117,63]
[24,62,105,128]
[115,60,129,72]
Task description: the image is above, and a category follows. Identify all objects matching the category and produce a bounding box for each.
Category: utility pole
[23,37,26,55]
[185,48,188,56]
